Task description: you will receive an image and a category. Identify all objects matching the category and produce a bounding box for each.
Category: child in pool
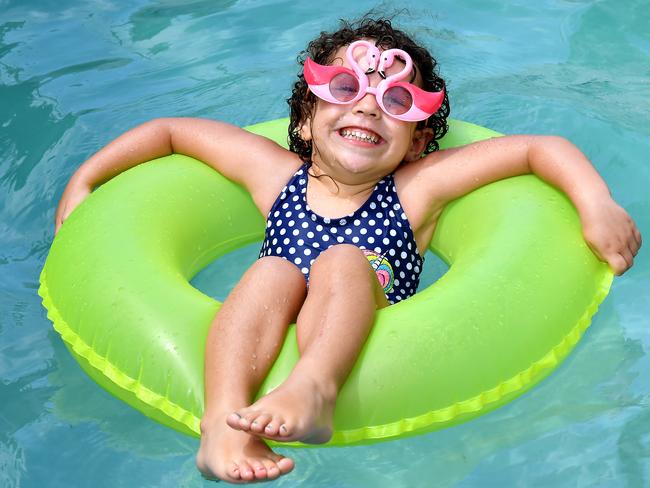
[55,18,640,484]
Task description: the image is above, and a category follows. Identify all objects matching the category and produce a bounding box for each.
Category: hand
[54,176,93,235]
[578,196,642,275]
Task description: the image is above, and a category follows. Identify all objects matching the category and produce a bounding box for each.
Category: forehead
[328,41,422,86]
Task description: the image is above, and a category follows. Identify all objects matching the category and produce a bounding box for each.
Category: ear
[404,127,434,162]
[299,116,313,142]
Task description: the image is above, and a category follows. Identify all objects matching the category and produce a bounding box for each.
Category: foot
[226,373,337,444]
[196,415,294,483]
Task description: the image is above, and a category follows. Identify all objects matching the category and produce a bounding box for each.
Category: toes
[249,459,268,480]
[264,416,284,437]
[261,459,280,480]
[225,412,243,430]
[250,413,273,433]
[275,455,295,474]
[236,460,255,482]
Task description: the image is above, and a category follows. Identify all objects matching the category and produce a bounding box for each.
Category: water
[1,0,649,486]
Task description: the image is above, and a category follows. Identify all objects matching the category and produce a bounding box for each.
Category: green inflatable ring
[39,118,612,445]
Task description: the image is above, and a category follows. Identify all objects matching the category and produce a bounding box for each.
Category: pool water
[1,0,649,486]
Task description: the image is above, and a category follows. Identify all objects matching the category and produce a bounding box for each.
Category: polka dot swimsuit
[259,163,424,304]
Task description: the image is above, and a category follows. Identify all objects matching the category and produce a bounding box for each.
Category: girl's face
[301,42,432,183]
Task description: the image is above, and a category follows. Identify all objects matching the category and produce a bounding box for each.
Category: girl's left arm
[420,135,642,275]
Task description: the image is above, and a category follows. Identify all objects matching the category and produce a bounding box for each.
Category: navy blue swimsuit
[259,163,423,304]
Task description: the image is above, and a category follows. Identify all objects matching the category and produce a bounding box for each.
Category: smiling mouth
[339,128,381,144]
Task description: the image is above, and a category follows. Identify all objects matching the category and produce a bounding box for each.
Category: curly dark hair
[287,17,450,162]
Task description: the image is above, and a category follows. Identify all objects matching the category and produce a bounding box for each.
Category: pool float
[38,118,613,445]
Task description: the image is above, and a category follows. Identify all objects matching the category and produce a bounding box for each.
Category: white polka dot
[394,279,400,286]
[266,221,272,228]
[376,212,383,218]
[316,225,323,231]
[289,247,296,254]
[370,202,377,210]
[292,229,300,236]
[395,260,401,266]
[270,229,275,236]
[285,211,292,217]
[375,228,382,235]
[414,266,420,273]
[299,179,306,185]
[387,196,393,202]
[330,227,337,233]
[313,242,319,248]
[361,211,368,218]
[274,210,280,217]
[288,220,295,227]
[389,229,397,236]
[400,271,406,278]
[292,195,299,201]
[369,219,376,226]
[295,203,302,210]
[311,214,317,221]
[389,210,395,218]
[383,237,390,245]
[397,240,403,246]
[389,249,396,256]
[337,236,344,243]
[406,262,413,270]
[295,257,302,265]
[400,251,407,259]
[289,185,296,192]
[282,202,289,209]
[407,242,412,250]
[352,236,360,243]
[307,231,315,238]
[298,212,305,218]
[324,218,331,224]
[383,219,390,226]
[280,228,286,235]
[276,247,282,253]
[354,219,361,226]
[340,219,347,225]
[322,235,330,241]
[374,246,382,253]
[304,248,311,255]
[377,194,383,201]
[302,222,309,228]
[272,238,277,245]
[360,228,367,235]
[301,267,309,274]
[345,228,352,235]
[368,237,375,244]
[275,219,283,226]
[297,239,305,246]
[309,259,315,266]
[284,238,290,244]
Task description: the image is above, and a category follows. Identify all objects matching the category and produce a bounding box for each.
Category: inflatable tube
[39,118,613,445]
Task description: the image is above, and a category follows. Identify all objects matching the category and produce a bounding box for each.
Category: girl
[54,18,640,484]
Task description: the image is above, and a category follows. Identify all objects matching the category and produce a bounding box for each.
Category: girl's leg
[196,256,307,483]
[227,244,388,443]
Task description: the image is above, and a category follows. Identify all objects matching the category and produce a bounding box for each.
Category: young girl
[55,18,640,484]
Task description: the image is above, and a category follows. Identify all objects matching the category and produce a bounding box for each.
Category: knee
[252,256,306,288]
[310,244,371,283]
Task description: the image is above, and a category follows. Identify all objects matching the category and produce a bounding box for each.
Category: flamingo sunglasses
[303,40,445,122]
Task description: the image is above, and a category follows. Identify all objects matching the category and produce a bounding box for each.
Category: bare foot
[196,415,294,483]
[226,373,337,444]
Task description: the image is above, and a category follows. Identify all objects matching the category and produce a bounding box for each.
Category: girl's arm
[55,118,296,234]
[417,135,641,275]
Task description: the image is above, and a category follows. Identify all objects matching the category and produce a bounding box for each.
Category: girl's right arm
[55,117,299,234]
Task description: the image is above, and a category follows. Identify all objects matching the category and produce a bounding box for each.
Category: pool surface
[1,0,649,486]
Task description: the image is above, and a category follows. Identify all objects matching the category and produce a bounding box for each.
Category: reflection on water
[1,0,648,486]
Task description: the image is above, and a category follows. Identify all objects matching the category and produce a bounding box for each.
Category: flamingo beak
[378,70,387,79]
[365,67,375,74]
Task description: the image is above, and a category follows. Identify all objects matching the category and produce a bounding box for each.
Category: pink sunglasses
[304,40,445,122]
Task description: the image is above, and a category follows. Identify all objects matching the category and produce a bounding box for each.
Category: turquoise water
[1,0,649,486]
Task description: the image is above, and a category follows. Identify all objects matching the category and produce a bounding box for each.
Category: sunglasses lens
[382,86,413,116]
[329,73,359,102]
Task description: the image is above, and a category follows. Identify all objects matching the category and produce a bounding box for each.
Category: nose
[351,90,381,118]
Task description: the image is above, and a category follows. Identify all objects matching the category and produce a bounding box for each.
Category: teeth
[341,129,379,144]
